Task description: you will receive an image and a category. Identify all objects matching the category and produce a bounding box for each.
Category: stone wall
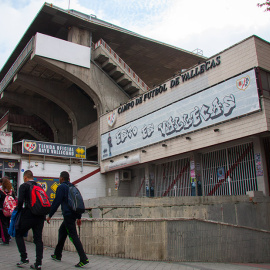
[86,193,270,231]
[30,217,270,263]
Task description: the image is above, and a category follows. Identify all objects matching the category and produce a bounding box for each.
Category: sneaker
[30,264,41,269]
[16,258,29,268]
[0,242,9,246]
[51,254,61,261]
[75,259,89,268]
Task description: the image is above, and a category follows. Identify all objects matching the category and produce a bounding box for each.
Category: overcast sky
[0,0,270,71]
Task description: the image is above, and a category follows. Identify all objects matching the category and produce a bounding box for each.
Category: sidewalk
[1,240,270,270]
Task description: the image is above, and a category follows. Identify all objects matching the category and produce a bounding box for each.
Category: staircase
[93,39,149,97]
[0,111,53,143]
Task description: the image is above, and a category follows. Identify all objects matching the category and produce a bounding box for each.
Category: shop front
[0,158,20,194]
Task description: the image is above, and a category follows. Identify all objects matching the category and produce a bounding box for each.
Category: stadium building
[0,3,270,202]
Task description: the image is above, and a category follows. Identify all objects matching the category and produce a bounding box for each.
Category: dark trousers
[15,209,44,265]
[55,215,87,262]
[0,211,10,244]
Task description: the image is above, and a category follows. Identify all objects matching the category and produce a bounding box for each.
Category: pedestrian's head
[23,170,34,182]
[2,176,12,192]
[59,171,70,184]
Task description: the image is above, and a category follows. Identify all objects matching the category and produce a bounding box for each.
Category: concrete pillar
[190,153,203,196]
[106,170,131,197]
[68,26,91,47]
[144,164,155,197]
[253,136,269,196]
[106,171,117,197]
[144,164,150,197]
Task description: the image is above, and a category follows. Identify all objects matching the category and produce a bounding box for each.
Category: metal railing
[202,142,257,196]
[0,110,9,129]
[134,142,257,197]
[94,39,149,92]
[0,37,34,94]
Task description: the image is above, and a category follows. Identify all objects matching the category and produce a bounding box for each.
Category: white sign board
[35,33,90,68]
[104,154,140,172]
[0,131,13,153]
[101,69,260,160]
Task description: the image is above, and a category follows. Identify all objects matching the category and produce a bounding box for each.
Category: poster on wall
[101,69,260,160]
[115,171,120,190]
[4,160,19,172]
[217,167,225,181]
[0,131,12,153]
[33,176,60,202]
[255,153,263,176]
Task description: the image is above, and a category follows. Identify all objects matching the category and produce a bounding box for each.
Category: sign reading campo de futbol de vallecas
[22,140,86,159]
[101,69,260,160]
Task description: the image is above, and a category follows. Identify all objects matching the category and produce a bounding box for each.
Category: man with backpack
[15,170,48,270]
[46,171,89,268]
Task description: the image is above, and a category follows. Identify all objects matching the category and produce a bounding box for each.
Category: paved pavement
[1,240,270,270]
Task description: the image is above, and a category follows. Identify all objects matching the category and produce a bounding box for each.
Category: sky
[0,0,270,71]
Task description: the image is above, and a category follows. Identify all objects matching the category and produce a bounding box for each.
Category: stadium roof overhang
[0,2,206,86]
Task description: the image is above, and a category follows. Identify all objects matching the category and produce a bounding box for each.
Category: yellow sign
[51,182,60,193]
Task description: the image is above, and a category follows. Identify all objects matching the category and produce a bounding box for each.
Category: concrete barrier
[86,195,270,231]
[28,217,270,263]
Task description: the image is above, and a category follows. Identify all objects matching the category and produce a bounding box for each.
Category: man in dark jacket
[46,171,89,268]
[15,170,45,270]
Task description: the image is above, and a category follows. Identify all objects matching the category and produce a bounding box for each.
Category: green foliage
[257,0,270,11]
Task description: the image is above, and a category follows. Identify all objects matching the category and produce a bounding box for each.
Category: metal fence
[155,158,191,197]
[202,142,257,196]
[138,142,257,198]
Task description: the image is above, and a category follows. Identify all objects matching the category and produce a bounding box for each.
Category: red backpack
[2,190,17,217]
[27,181,51,215]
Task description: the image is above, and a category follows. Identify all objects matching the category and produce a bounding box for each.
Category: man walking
[16,170,45,269]
[46,171,89,268]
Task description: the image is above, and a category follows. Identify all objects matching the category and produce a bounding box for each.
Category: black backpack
[65,182,85,214]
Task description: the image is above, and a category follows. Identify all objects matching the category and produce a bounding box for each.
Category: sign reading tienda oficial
[22,140,86,159]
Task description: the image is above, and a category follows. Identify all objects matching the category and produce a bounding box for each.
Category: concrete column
[68,26,91,47]
[145,164,150,197]
[106,170,131,197]
[106,171,118,197]
[253,136,269,196]
[190,153,203,196]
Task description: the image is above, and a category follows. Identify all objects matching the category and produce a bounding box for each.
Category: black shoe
[16,258,29,268]
[30,264,41,269]
[51,254,61,261]
[75,259,89,268]
[0,242,9,246]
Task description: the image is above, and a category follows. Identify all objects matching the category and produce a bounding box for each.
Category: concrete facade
[31,217,270,263]
[86,194,270,231]
[100,36,270,199]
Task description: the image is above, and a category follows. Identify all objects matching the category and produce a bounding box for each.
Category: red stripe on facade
[135,177,145,197]
[72,168,101,185]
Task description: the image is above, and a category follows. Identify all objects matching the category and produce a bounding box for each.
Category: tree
[257,0,270,11]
